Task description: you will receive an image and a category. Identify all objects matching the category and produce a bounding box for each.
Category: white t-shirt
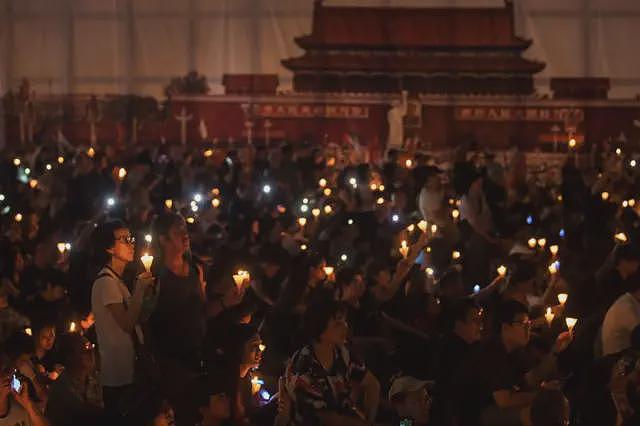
[91,267,135,387]
[602,292,640,356]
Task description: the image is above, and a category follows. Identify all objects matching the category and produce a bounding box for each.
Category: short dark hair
[92,220,127,265]
[496,301,529,328]
[57,332,90,367]
[303,299,347,342]
[507,260,536,288]
[615,243,640,264]
[444,298,479,331]
[530,389,568,426]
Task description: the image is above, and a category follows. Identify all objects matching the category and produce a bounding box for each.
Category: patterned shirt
[284,344,366,425]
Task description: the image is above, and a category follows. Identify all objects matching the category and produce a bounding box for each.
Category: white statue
[387,90,408,151]
[199,119,208,141]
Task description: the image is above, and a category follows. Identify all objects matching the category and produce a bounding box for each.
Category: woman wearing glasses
[90,220,154,421]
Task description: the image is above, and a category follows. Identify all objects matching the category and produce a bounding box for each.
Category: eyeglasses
[511,320,532,329]
[115,235,136,245]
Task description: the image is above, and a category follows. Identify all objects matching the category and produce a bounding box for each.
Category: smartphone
[11,372,22,393]
[400,418,413,426]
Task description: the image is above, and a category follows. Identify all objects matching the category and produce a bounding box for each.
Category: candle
[379,184,385,191]
[28,179,38,189]
[312,208,320,218]
[417,220,428,233]
[615,232,628,243]
[399,245,409,259]
[630,199,636,207]
[251,375,263,395]
[318,178,327,188]
[323,188,332,197]
[323,266,334,277]
[211,198,221,208]
[545,307,555,326]
[376,197,385,205]
[164,199,173,209]
[527,238,537,249]
[87,147,95,158]
[69,321,77,333]
[144,234,152,243]
[118,167,127,180]
[232,270,249,288]
[405,159,413,168]
[557,293,568,306]
[14,213,23,223]
[298,217,307,227]
[548,261,559,274]
[623,200,629,208]
[370,183,378,191]
[407,224,415,233]
[601,192,610,201]
[300,244,308,251]
[565,317,578,333]
[13,158,21,166]
[324,205,333,215]
[451,209,460,220]
[203,148,213,158]
[57,242,66,254]
[141,253,154,272]
[537,238,547,249]
[258,344,266,352]
[186,217,195,224]
[57,156,65,164]
[211,188,220,196]
[549,245,559,256]
[425,267,434,277]
[497,265,507,277]
[430,224,438,234]
[452,250,461,260]
[568,138,577,148]
[25,327,32,336]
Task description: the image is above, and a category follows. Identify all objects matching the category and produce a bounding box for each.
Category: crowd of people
[0,137,640,426]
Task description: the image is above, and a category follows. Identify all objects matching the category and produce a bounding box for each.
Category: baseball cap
[388,376,433,402]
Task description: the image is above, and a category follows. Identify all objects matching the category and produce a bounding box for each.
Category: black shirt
[150,263,205,370]
[452,337,529,426]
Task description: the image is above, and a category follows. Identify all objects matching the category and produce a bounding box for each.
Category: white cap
[388,376,432,401]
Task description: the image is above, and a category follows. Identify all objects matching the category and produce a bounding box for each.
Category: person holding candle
[150,212,243,424]
[451,301,572,426]
[90,220,153,420]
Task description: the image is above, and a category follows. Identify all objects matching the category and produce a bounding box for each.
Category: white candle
[545,307,555,326]
[141,253,154,272]
[565,317,578,333]
[615,232,628,243]
[497,265,507,277]
[549,245,559,256]
[557,293,568,306]
[417,220,428,233]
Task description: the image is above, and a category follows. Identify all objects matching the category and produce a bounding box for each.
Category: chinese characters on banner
[455,107,584,122]
[251,104,369,119]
